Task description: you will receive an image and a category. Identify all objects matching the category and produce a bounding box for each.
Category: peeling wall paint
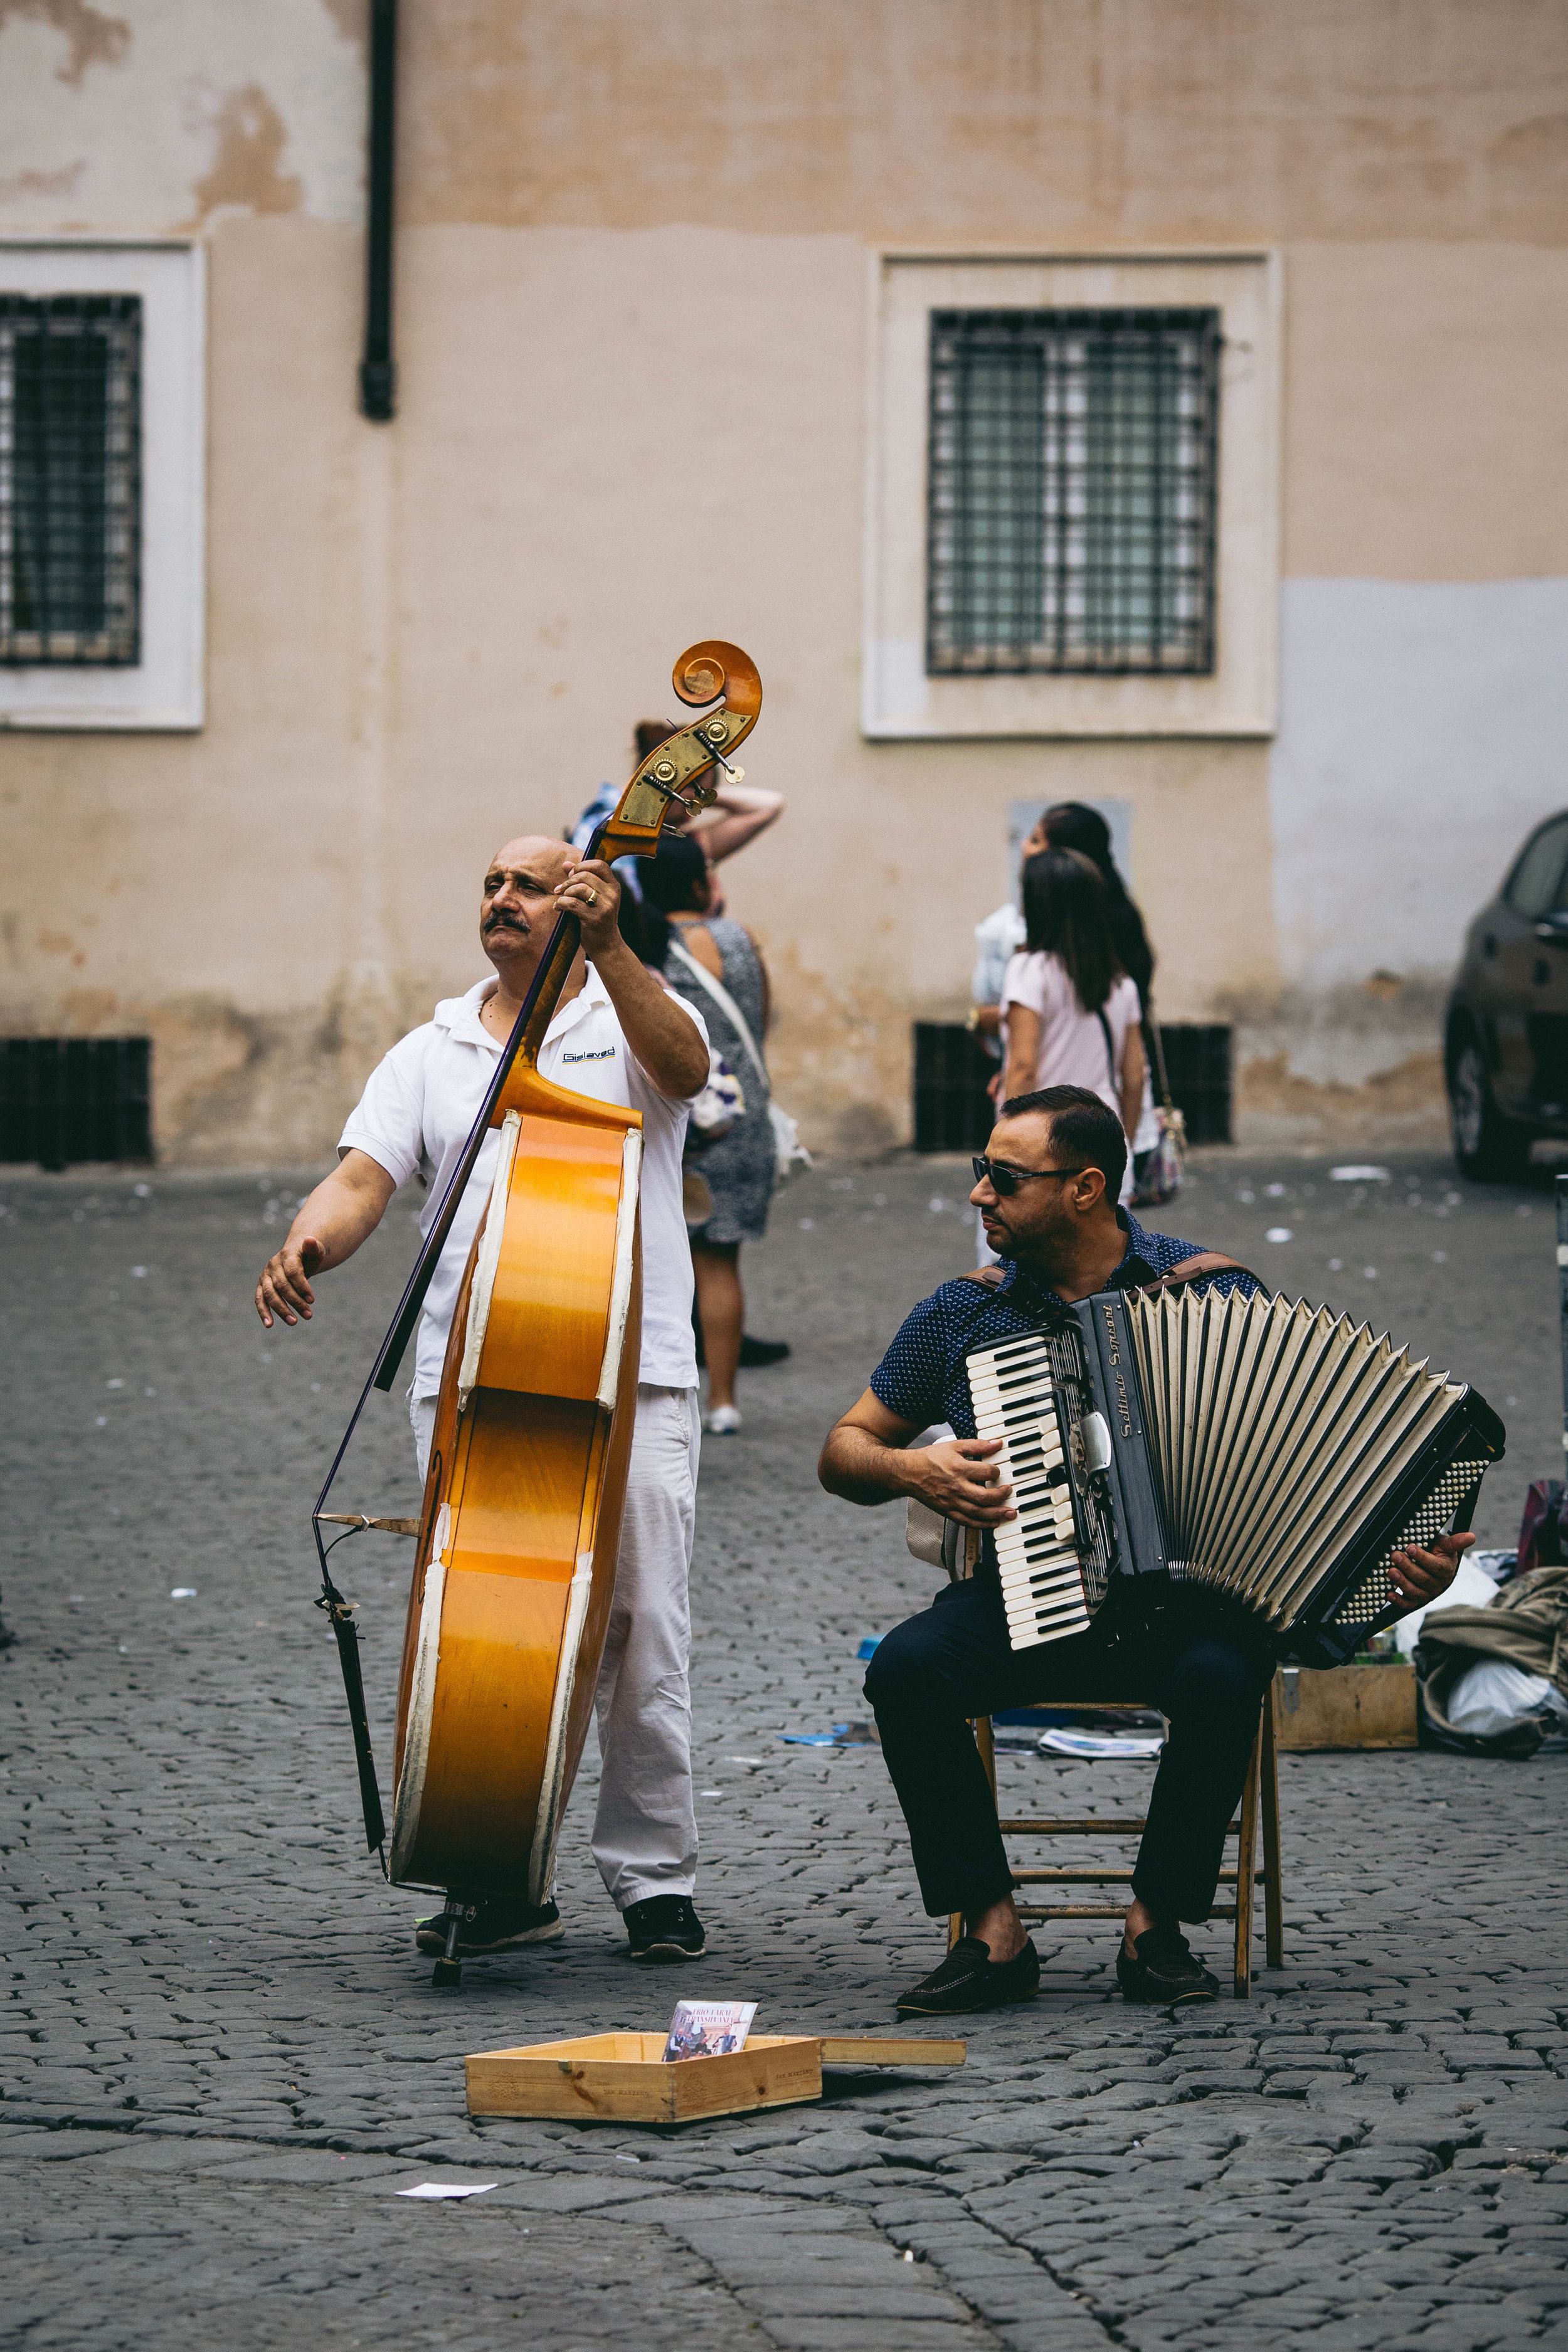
[0,0,130,88]
[0,0,363,230]
[190,84,305,224]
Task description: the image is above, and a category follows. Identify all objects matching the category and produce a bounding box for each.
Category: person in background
[968,818,1041,1059]
[640,832,780,1434]
[967,817,1042,1264]
[572,721,784,919]
[1039,802,1160,1188]
[1000,849,1144,1195]
[575,726,792,1373]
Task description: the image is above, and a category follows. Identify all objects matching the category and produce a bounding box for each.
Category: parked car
[1446,809,1568,1178]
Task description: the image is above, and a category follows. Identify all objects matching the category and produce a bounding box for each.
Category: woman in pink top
[1000,850,1147,1176]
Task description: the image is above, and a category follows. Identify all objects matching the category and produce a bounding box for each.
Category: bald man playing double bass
[256,839,715,1967]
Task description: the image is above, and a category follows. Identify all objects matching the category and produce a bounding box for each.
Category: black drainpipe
[359,0,398,421]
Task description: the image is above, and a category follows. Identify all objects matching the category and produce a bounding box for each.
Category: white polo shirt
[339,970,707,1400]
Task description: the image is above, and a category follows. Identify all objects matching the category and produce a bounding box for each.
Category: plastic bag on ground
[1446,1658,1568,1749]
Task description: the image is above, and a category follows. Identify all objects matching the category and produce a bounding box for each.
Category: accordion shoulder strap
[956,1252,1270,1299]
[1136,1250,1271,1298]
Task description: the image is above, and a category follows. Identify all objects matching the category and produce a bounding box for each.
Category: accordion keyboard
[968,1332,1094,1650]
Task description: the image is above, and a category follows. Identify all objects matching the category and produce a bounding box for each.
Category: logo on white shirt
[560,1045,617,1064]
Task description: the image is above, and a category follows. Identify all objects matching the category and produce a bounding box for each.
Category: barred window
[926,308,1220,677]
[0,293,141,665]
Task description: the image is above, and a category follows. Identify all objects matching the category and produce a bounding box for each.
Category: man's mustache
[484,911,529,933]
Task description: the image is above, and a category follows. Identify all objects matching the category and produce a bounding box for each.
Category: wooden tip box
[1273,1662,1417,1751]
[465,2031,965,2124]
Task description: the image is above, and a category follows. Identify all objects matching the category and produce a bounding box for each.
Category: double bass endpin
[431,1895,468,1990]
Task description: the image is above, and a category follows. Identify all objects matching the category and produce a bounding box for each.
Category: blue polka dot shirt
[868,1210,1261,1441]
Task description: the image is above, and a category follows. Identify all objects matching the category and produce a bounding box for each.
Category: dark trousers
[863,1574,1278,1927]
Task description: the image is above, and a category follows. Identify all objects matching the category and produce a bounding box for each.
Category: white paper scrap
[395,2181,497,2200]
[1039,1729,1165,1761]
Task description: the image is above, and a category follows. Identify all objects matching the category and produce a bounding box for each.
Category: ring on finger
[584,887,598,905]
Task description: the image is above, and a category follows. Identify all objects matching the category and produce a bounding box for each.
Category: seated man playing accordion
[818,1088,1470,2012]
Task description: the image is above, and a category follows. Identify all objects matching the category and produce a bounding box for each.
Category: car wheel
[1449,1037,1533,1180]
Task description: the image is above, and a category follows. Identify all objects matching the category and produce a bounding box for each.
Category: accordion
[965,1284,1505,1670]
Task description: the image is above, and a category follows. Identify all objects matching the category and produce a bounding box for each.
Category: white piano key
[1000,1574,1084,1606]
[995,1530,1074,1562]
[1005,1619,1086,1647]
[1000,1564,1084,1601]
[1002,1594,1081,1623]
[1003,1597,1086,1632]
[1005,1609,1089,1641]
[1006,1609,1090,1646]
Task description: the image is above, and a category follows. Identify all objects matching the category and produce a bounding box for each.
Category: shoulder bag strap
[666,934,769,1095]
[1144,993,1177,1113]
[1095,1005,1116,1090]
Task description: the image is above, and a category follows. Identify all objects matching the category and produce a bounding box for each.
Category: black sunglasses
[971,1156,1090,1198]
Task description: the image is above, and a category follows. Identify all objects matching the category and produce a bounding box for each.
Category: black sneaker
[414,1897,562,1956]
[896,1934,1040,2016]
[1116,1923,1219,2005]
[739,1335,791,1368]
[624,1894,706,1961]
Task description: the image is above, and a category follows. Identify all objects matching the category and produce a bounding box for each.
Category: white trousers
[411,1382,700,1912]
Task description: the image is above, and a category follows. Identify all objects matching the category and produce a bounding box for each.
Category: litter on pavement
[780,1722,881,1746]
[1415,1558,1568,1757]
[1444,1660,1568,1747]
[395,2182,497,2200]
[1039,1728,1165,1761]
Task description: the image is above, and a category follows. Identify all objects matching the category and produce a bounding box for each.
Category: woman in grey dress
[641,834,776,1434]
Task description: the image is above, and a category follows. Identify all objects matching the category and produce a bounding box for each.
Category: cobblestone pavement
[2,1147,1565,2349]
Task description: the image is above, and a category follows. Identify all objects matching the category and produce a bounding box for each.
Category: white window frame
[862,249,1281,740]
[0,238,204,731]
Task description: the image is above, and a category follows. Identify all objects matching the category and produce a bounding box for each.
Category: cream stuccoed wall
[1,1,1565,1162]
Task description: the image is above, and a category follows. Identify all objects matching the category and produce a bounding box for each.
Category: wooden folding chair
[948,1692,1283,1998]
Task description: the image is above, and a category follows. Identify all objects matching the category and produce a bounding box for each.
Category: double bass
[312,642,761,1983]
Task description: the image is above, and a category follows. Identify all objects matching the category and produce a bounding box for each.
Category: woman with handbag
[1039,802,1182,1204]
[641,832,782,1436]
[999,849,1145,1202]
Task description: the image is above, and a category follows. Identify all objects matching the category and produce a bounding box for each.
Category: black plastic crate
[1158,1022,1231,1145]
[913,1022,998,1153]
[0,1037,152,1168]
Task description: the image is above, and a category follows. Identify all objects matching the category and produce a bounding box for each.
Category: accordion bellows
[966,1284,1505,1666]
[1130,1290,1472,1613]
